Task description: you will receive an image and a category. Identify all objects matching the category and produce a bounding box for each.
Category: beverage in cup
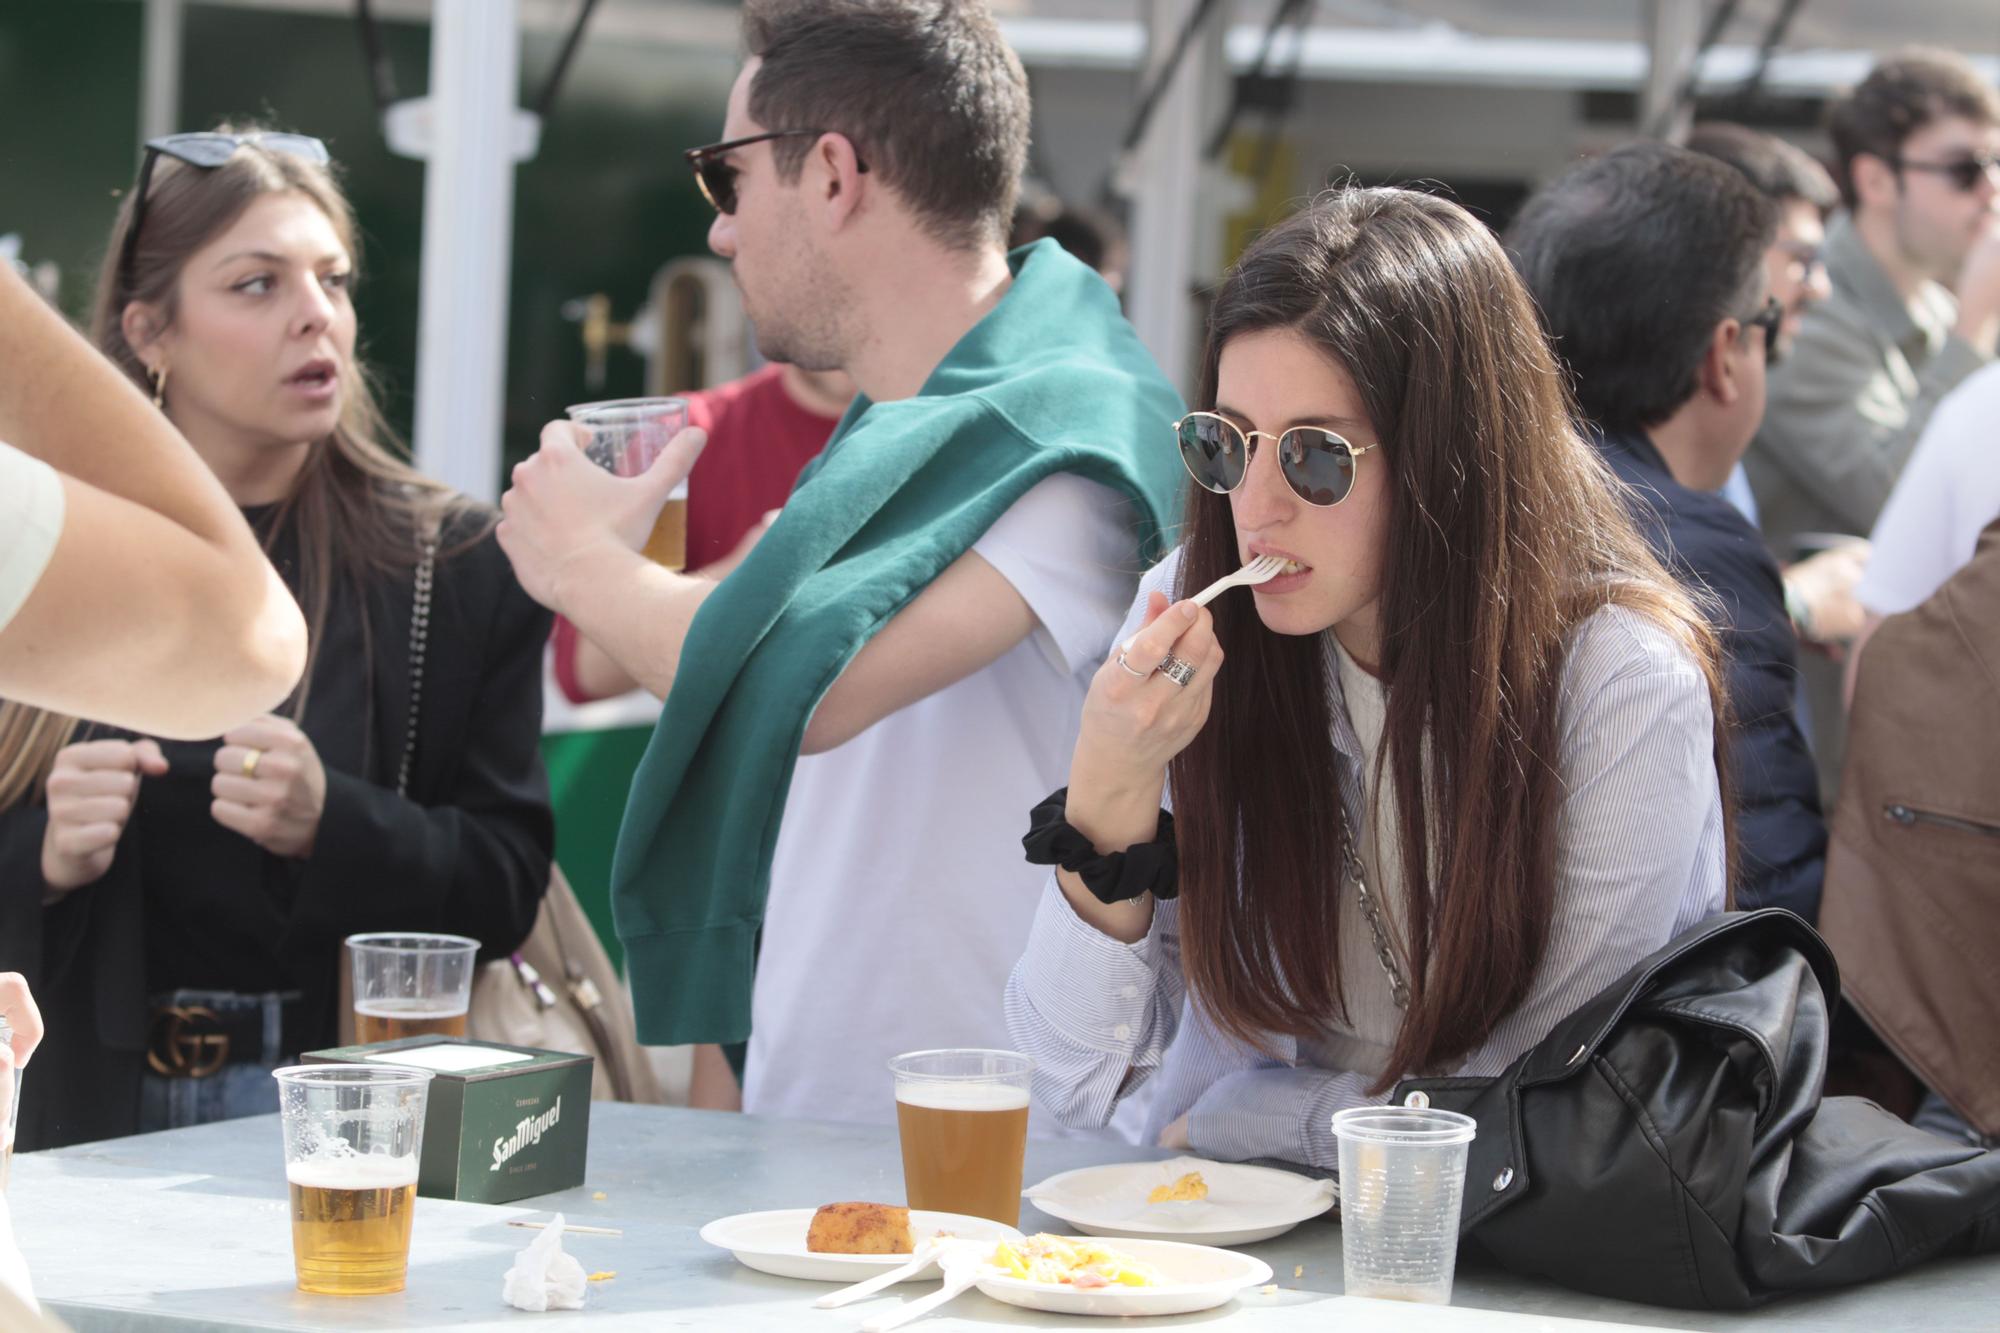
[347,933,478,1044]
[565,397,691,569]
[273,1063,433,1295]
[890,1049,1032,1226]
[1332,1104,1477,1304]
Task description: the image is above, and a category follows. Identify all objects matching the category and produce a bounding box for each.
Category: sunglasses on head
[1892,151,2000,193]
[1743,295,1784,366]
[683,130,870,215]
[119,132,330,287]
[1174,411,1379,508]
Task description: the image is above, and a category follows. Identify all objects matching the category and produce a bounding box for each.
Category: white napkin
[501,1213,588,1312]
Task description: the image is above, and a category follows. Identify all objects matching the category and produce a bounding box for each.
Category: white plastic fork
[1120,555,1287,657]
[812,1238,946,1310]
[859,1263,983,1333]
[1190,553,1288,607]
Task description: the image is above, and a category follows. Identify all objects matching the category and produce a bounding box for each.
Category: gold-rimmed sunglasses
[1173,412,1379,507]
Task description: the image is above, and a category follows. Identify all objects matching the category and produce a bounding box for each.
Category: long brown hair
[0,127,476,809]
[1169,188,1733,1090]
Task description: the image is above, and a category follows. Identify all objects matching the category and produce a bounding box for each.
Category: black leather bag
[1397,910,2000,1310]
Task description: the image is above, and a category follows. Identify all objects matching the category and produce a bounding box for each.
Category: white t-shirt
[0,441,64,634]
[1857,362,2000,616]
[745,472,1141,1132]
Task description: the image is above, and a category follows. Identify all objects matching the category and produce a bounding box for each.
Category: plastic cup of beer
[1332,1104,1477,1304]
[273,1063,433,1295]
[347,933,478,1044]
[889,1048,1033,1226]
[565,396,691,569]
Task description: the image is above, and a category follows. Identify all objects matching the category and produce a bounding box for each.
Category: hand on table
[211,714,326,858]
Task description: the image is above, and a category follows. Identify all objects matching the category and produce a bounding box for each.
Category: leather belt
[145,996,303,1078]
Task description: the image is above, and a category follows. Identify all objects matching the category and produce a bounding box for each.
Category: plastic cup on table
[273,1063,434,1295]
[1332,1104,1477,1304]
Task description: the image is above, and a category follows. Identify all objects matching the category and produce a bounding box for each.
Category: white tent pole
[139,0,184,144]
[410,0,522,502]
[1641,0,1704,143]
[1125,0,1232,397]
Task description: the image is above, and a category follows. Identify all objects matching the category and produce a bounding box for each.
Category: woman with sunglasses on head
[0,128,553,1149]
[1006,188,1733,1168]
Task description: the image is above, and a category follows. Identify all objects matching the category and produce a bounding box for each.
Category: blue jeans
[138,989,294,1133]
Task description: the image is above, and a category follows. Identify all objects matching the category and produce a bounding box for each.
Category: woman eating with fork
[1005,187,1733,1169]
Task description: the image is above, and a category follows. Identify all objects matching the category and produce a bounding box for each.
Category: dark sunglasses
[119,132,330,287]
[683,130,868,215]
[1744,295,1784,366]
[1893,151,2000,193]
[1174,412,1379,508]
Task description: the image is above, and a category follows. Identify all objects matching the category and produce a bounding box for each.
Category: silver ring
[1114,650,1150,679]
[1159,655,1196,688]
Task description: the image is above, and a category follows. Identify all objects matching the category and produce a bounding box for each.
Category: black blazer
[0,505,554,1148]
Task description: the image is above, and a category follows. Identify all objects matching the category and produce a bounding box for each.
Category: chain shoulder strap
[395,519,440,800]
[1342,821,1412,1011]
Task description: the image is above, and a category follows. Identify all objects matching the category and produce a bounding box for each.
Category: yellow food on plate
[990,1234,1162,1289]
[1147,1170,1209,1204]
[806,1202,913,1254]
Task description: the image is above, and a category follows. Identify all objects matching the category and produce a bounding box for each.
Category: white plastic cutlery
[858,1263,982,1332]
[1191,553,1288,606]
[1120,555,1288,658]
[812,1239,945,1309]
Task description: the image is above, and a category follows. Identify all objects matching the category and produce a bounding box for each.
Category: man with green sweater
[497,0,1185,1127]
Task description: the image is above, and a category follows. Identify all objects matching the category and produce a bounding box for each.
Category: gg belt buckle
[146,1005,230,1078]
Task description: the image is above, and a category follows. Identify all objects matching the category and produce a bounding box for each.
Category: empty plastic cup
[1333,1104,1476,1304]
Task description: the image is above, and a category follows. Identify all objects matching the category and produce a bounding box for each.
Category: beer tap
[560,292,635,393]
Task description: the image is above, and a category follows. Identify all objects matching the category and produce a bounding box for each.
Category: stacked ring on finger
[1158,654,1197,688]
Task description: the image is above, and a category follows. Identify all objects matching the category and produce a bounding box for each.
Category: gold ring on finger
[242,748,264,779]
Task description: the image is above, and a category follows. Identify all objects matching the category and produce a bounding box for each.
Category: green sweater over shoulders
[609,240,1186,1044]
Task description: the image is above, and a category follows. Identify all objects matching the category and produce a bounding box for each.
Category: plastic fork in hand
[1190,553,1287,606]
[1120,555,1287,658]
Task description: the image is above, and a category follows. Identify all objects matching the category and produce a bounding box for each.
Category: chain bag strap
[395,517,439,800]
[1342,819,1411,1011]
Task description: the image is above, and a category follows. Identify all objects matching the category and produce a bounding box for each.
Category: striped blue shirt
[1004,550,1726,1169]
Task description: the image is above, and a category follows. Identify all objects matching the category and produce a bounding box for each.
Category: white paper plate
[698,1208,1023,1283]
[945,1235,1273,1317]
[1022,1156,1336,1246]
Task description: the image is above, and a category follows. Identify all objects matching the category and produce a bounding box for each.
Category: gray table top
[11,1102,1998,1331]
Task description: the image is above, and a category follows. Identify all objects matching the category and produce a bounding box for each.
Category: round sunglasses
[1174,411,1378,507]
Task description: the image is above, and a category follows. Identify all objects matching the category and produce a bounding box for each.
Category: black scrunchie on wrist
[1022,786,1178,904]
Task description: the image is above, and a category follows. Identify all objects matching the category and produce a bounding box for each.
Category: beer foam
[353,1000,469,1017]
[893,1081,1030,1112]
[286,1152,419,1190]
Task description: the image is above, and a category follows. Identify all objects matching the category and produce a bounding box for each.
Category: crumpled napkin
[502,1213,588,1312]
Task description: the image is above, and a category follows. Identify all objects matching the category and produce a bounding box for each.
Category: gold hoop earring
[150,365,169,409]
